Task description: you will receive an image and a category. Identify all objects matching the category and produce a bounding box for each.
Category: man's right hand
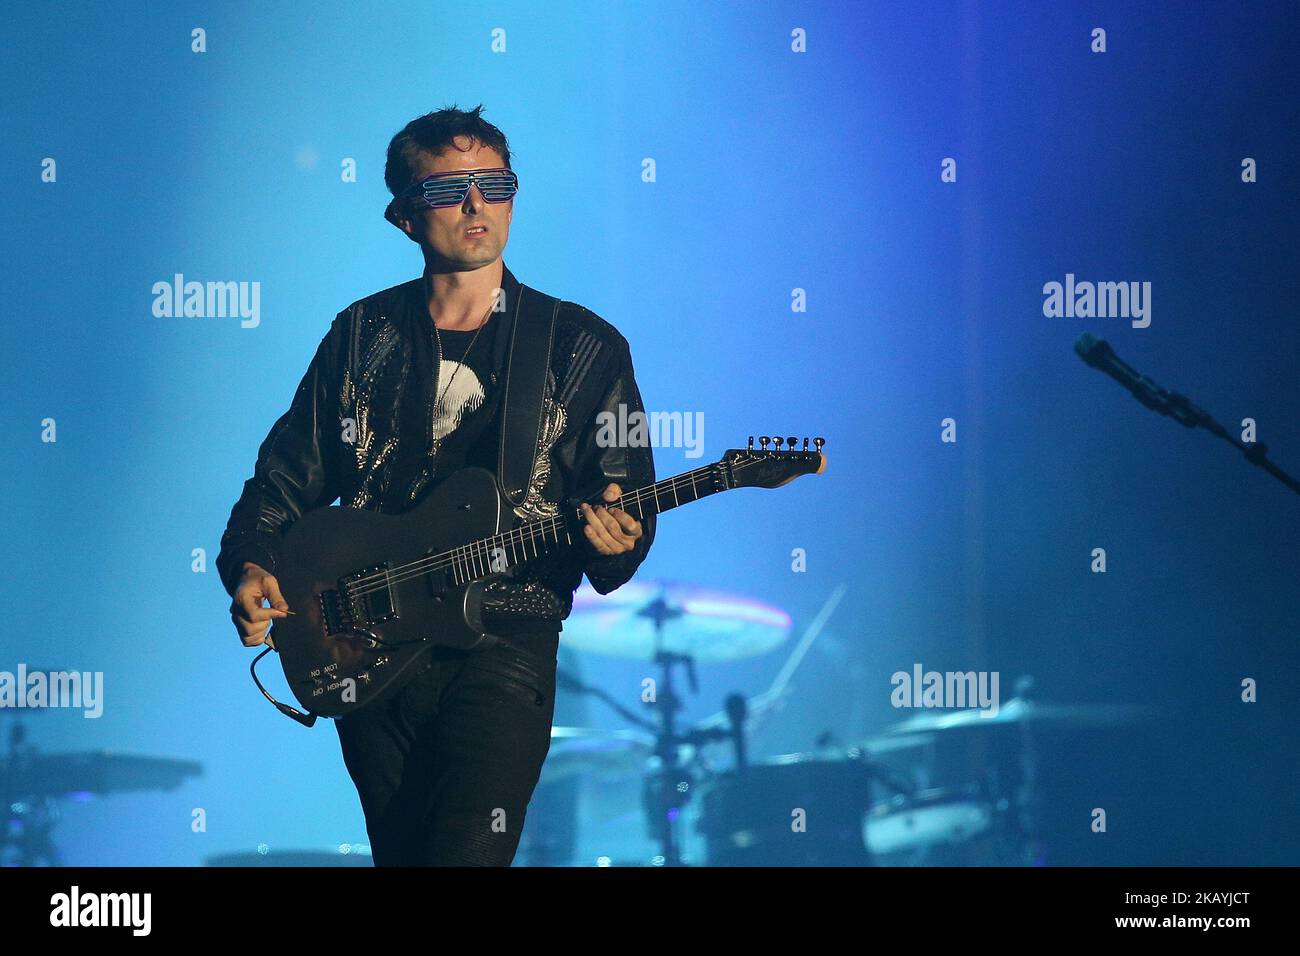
[231,561,289,648]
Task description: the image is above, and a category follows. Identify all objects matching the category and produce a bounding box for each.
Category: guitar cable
[250,647,318,728]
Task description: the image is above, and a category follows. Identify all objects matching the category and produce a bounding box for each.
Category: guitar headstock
[723,436,827,489]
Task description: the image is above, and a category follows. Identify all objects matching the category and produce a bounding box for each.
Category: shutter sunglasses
[385,167,519,224]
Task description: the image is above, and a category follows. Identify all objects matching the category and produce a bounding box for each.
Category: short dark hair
[384,103,513,196]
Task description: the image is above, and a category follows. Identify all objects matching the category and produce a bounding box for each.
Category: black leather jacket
[216,263,656,632]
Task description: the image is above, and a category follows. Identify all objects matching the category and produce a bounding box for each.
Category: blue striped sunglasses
[385,167,519,223]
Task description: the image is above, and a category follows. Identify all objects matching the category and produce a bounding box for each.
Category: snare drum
[863,786,994,860]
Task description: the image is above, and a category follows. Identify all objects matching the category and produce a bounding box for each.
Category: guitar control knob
[759,436,770,449]
[773,436,783,450]
[786,436,798,450]
[814,436,826,452]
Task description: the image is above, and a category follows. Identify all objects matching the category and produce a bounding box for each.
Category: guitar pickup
[320,563,399,634]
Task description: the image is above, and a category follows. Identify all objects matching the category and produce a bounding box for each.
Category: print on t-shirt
[431,358,486,442]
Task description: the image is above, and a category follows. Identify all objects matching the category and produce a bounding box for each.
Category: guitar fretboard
[446,462,728,585]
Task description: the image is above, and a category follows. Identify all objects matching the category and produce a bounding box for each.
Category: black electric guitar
[266,437,826,719]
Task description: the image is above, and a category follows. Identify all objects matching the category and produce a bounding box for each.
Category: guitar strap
[494,282,560,509]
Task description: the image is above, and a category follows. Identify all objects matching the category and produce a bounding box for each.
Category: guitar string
[341,465,721,599]
[335,453,810,601]
[341,453,809,598]
[342,468,710,598]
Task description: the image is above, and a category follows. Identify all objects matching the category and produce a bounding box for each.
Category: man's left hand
[581,483,643,556]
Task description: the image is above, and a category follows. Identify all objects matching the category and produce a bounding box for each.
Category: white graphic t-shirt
[427,321,501,483]
[431,358,486,442]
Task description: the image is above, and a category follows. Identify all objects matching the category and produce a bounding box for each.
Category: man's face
[394,136,513,271]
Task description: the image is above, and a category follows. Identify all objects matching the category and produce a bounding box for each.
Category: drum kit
[521,580,1160,867]
[0,712,202,866]
[2,591,1157,867]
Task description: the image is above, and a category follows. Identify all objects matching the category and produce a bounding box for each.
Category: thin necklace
[429,300,494,456]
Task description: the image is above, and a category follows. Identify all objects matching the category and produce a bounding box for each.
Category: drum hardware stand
[1,718,62,867]
[1010,677,1048,865]
[560,582,823,866]
[978,678,1048,865]
[636,593,737,866]
[636,587,853,866]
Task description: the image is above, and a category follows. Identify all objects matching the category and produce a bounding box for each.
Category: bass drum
[698,756,875,866]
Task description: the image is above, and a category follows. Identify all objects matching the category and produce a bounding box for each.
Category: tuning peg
[773,436,784,450]
[786,436,798,450]
[814,436,825,452]
[759,436,770,450]
[802,437,809,451]
[747,435,754,451]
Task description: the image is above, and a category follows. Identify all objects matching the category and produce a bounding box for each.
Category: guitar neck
[444,462,731,586]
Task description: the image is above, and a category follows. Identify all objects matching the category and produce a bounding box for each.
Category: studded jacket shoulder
[215,263,656,630]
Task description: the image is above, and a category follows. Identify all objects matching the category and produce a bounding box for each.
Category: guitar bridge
[319,563,399,635]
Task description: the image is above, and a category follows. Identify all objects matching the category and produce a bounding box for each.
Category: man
[216,104,656,866]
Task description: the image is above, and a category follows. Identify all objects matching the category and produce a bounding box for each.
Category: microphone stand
[1075,334,1300,496]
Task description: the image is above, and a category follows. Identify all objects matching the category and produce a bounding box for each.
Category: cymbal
[855,732,937,755]
[562,580,791,662]
[544,726,655,782]
[880,698,1159,735]
[0,751,202,799]
[757,750,877,767]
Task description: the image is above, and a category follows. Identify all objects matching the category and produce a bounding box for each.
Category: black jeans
[334,632,558,866]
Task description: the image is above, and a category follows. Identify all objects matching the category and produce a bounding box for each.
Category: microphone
[724,693,748,774]
[1073,334,1168,412]
[1074,334,1213,429]
[1073,334,1300,495]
